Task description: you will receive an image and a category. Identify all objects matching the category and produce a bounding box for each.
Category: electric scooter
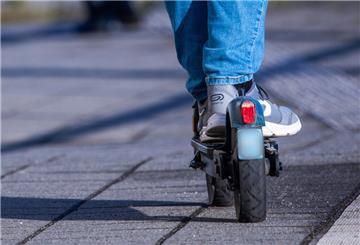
[190,95,281,222]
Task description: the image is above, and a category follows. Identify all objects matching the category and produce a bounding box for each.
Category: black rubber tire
[234,159,266,222]
[227,119,266,223]
[206,174,233,207]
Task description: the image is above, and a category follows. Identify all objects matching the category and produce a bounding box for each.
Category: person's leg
[165,1,208,102]
[200,0,267,140]
[204,1,267,85]
[201,1,301,141]
[77,1,104,33]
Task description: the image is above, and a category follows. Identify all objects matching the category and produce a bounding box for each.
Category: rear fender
[226,97,265,160]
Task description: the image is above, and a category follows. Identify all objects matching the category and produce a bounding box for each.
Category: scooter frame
[190,96,282,222]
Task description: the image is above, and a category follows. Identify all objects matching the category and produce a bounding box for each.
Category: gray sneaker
[199,82,302,142]
[199,85,238,142]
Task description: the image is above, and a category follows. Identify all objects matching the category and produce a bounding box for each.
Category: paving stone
[317,194,360,245]
[1,145,152,243]
[165,163,360,245]
[25,154,206,245]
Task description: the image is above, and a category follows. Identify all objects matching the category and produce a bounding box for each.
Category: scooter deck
[191,137,282,177]
[190,138,228,178]
[191,138,224,158]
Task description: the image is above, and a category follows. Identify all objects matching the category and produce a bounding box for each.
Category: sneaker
[199,82,301,142]
[199,84,238,142]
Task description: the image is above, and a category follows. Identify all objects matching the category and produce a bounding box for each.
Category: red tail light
[241,100,256,124]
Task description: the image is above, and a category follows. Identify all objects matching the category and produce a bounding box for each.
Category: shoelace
[256,84,270,100]
[199,107,206,117]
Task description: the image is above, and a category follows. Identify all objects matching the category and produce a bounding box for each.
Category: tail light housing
[241,100,256,124]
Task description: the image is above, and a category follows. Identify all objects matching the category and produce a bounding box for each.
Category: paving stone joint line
[301,181,360,245]
[1,155,64,180]
[155,206,207,245]
[17,157,153,244]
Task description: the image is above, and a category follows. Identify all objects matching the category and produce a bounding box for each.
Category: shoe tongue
[197,99,207,112]
[244,82,261,100]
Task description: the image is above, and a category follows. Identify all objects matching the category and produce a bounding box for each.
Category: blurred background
[2,1,359,150]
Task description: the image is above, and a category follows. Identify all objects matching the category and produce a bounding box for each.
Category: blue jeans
[165,0,268,101]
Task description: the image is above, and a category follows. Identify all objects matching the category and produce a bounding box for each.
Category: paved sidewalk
[318,194,360,245]
[2,3,360,245]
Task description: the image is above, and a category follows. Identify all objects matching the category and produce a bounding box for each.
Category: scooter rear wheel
[228,124,266,222]
[234,159,266,222]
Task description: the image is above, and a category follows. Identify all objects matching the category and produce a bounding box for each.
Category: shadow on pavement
[2,20,359,153]
[1,67,185,80]
[1,93,192,153]
[2,38,357,81]
[1,21,356,45]
[1,196,237,223]
[1,23,78,44]
[2,38,359,153]
[266,29,359,42]
[259,38,360,77]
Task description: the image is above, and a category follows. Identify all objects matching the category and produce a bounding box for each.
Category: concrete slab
[317,194,360,245]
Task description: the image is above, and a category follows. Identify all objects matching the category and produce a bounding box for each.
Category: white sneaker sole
[262,119,302,137]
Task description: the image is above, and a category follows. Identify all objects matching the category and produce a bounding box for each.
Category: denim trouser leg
[165,1,268,100]
[165,1,208,101]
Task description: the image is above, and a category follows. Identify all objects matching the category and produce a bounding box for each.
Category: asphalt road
[2,3,360,244]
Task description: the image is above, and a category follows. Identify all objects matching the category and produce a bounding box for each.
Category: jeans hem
[206,74,253,85]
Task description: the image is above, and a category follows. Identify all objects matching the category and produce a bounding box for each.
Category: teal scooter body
[226,97,265,160]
